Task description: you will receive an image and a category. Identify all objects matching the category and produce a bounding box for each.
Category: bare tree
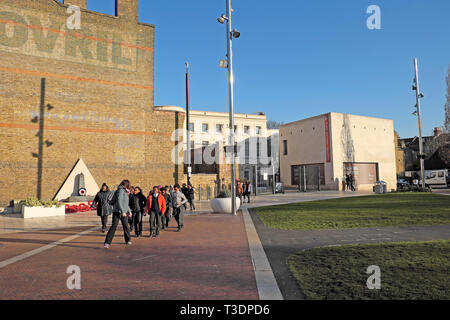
[267,120,283,129]
[445,66,450,133]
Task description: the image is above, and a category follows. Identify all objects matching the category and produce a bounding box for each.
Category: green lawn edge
[287,240,450,300]
[254,193,450,231]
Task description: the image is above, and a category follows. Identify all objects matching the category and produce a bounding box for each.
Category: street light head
[419,93,425,98]
[219,59,228,69]
[412,111,418,116]
[217,14,227,24]
[232,29,240,39]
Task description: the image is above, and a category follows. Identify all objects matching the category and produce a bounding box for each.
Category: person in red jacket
[146,186,167,238]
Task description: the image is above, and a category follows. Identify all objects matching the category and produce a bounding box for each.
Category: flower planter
[21,205,66,219]
[210,197,241,214]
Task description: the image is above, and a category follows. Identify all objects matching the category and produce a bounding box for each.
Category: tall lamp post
[186,62,192,187]
[218,0,240,216]
[412,58,426,189]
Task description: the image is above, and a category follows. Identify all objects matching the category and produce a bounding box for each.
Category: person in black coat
[161,187,172,229]
[187,184,195,211]
[133,187,147,237]
[92,183,113,233]
[128,186,136,233]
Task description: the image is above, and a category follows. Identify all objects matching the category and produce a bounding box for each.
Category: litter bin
[373,181,387,194]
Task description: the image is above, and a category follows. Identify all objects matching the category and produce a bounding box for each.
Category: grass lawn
[255,193,450,230]
[287,240,450,300]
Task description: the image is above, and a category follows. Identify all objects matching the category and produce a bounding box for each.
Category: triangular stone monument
[53,159,99,202]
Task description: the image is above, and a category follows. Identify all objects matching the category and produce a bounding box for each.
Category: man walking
[133,187,147,237]
[104,180,132,248]
[243,180,253,203]
[349,174,356,192]
[187,184,196,211]
[171,184,188,232]
[161,187,172,229]
[181,183,189,209]
[146,186,167,238]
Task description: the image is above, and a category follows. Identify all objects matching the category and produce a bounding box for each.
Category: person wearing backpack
[104,180,132,248]
[91,183,112,233]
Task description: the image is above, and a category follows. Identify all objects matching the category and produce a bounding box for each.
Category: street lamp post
[186,62,191,187]
[218,0,240,216]
[412,58,426,189]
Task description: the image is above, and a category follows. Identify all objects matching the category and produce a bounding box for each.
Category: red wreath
[65,200,95,214]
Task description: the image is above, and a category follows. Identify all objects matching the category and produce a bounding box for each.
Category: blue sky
[87,0,450,138]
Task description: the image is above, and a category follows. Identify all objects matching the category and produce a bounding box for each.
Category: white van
[425,170,448,188]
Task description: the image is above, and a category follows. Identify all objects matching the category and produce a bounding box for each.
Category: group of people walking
[236,179,253,204]
[344,174,356,192]
[91,180,188,249]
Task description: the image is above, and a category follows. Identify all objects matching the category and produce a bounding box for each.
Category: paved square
[0,212,258,300]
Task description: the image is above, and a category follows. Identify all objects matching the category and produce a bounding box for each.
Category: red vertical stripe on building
[325,114,331,162]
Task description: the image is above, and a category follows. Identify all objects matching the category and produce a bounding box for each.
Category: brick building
[0,0,185,205]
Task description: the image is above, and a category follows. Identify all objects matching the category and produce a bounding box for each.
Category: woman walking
[104,180,132,248]
[92,183,112,233]
[133,187,147,237]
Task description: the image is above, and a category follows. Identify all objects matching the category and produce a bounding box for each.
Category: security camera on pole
[218,0,240,216]
[412,58,426,189]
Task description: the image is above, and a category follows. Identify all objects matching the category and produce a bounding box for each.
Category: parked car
[397,178,410,190]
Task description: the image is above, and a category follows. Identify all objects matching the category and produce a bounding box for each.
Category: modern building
[179,109,279,191]
[0,0,184,205]
[279,113,397,191]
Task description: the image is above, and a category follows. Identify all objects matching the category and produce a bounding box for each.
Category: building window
[256,126,261,135]
[216,124,223,133]
[234,125,238,134]
[244,126,250,135]
[202,141,209,147]
[283,140,288,155]
[188,123,194,132]
[202,123,208,133]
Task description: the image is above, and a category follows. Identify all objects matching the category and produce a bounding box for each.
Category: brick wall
[0,0,183,205]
